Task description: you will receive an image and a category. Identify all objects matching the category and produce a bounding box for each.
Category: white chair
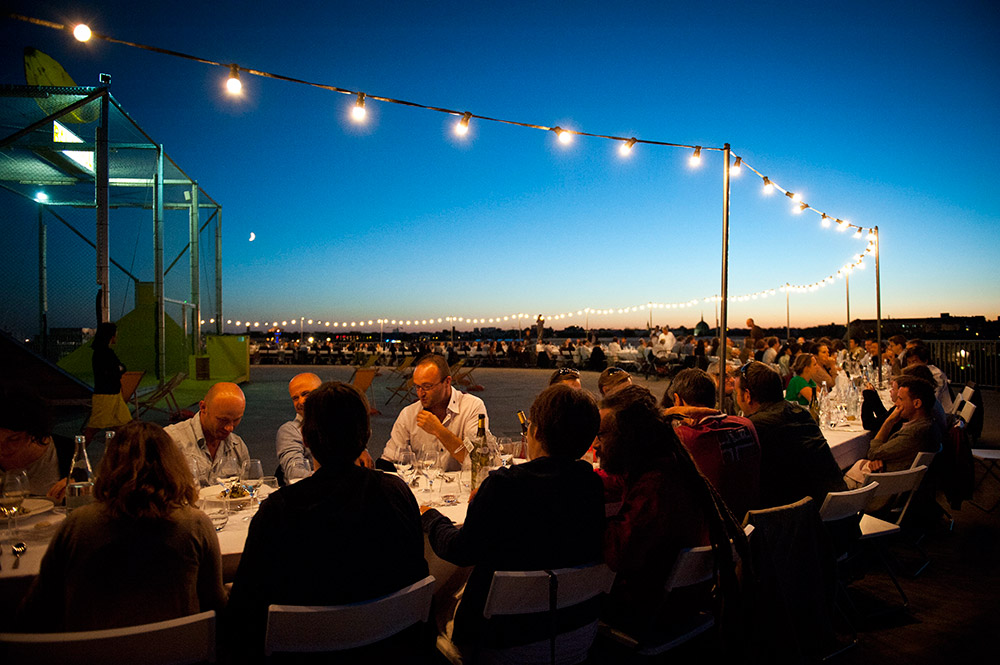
[819,482,880,524]
[0,610,216,665]
[264,575,435,657]
[955,399,976,426]
[437,563,615,665]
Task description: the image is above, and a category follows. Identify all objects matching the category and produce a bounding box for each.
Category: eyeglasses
[555,368,580,378]
[605,367,626,375]
[415,380,444,393]
[738,361,754,383]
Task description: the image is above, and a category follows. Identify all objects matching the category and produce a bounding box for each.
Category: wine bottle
[517,409,528,458]
[66,435,95,512]
[468,414,489,499]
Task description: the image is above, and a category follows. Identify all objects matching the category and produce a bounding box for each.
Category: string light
[73,24,91,42]
[731,156,742,175]
[689,146,702,166]
[226,65,241,94]
[821,213,831,227]
[351,92,367,122]
[455,112,471,136]
[619,137,637,156]
[553,127,572,145]
[762,177,774,194]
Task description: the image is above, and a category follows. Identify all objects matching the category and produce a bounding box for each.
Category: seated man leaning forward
[163,382,249,487]
[423,384,605,652]
[227,382,427,660]
[734,361,847,510]
[382,354,488,471]
[845,374,942,488]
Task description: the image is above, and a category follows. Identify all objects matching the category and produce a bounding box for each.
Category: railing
[928,340,998,389]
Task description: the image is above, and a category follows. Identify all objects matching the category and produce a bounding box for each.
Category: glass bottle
[517,409,528,459]
[66,435,95,512]
[468,414,490,500]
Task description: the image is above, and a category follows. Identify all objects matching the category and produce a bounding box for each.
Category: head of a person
[816,344,831,363]
[792,352,818,378]
[412,354,452,410]
[0,388,50,450]
[904,344,931,367]
[706,361,735,395]
[665,368,716,408]
[93,321,118,349]
[301,381,371,467]
[94,420,198,520]
[528,384,599,460]
[888,334,907,355]
[597,367,632,397]
[548,367,582,390]
[902,364,935,385]
[746,318,755,328]
[893,375,935,420]
[734,361,784,414]
[199,382,246,443]
[288,372,322,417]
[599,385,682,476]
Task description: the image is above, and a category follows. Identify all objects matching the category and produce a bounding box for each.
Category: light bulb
[226,65,241,94]
[821,214,831,227]
[553,127,572,144]
[689,146,702,166]
[351,92,367,121]
[73,24,92,42]
[619,137,637,156]
[731,156,742,175]
[762,177,774,194]
[455,112,471,136]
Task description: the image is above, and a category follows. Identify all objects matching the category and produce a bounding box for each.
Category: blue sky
[2,1,998,338]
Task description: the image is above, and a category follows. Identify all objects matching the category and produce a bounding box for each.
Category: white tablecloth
[823,426,871,470]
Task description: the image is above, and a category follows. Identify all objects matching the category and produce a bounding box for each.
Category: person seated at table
[382,354,489,472]
[845,375,943,488]
[735,362,847,509]
[19,420,226,631]
[903,342,954,413]
[227,382,427,659]
[598,366,632,397]
[164,382,250,487]
[785,352,821,406]
[598,385,747,641]
[0,388,70,501]
[549,366,582,389]
[422,384,605,652]
[275,372,321,485]
[663,369,761,521]
[706,360,739,416]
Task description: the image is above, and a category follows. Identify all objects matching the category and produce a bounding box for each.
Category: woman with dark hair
[597,385,747,642]
[20,420,225,631]
[84,321,132,442]
[228,382,427,659]
[785,352,820,406]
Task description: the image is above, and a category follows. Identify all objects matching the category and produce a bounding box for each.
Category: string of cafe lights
[10,13,880,329]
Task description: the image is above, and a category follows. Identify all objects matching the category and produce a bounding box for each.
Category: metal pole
[875,226,883,384]
[718,144,731,410]
[785,284,790,341]
[189,183,200,354]
[38,205,48,357]
[215,207,223,336]
[96,88,110,324]
[155,146,165,381]
[845,272,851,342]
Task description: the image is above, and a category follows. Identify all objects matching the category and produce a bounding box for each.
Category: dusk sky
[3,1,998,339]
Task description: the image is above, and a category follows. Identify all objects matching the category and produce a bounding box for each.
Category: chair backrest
[264,575,435,656]
[0,610,215,665]
[865,465,928,525]
[956,400,976,426]
[818,482,880,522]
[664,545,716,593]
[352,367,378,393]
[959,384,975,403]
[911,450,938,470]
[119,370,145,402]
[482,563,615,619]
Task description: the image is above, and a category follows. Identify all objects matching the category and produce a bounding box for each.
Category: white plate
[21,497,55,517]
[198,485,253,509]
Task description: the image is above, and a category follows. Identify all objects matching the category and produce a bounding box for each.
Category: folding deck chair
[135,372,188,420]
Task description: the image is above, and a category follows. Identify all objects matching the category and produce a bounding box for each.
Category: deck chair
[0,610,215,665]
[453,360,483,392]
[389,355,415,377]
[437,563,615,665]
[119,370,145,414]
[385,376,415,405]
[351,368,381,415]
[135,372,188,420]
[265,576,434,657]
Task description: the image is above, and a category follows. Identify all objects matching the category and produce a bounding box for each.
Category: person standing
[84,321,132,443]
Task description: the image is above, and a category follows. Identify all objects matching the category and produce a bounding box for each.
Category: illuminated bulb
[792,192,802,203]
[689,146,702,166]
[731,156,742,175]
[837,220,848,231]
[619,137,637,156]
[821,213,831,227]
[73,24,92,42]
[455,112,471,136]
[854,227,863,239]
[351,92,367,121]
[226,65,242,94]
[553,127,572,144]
[793,202,807,214]
[762,177,774,194]
[36,191,49,202]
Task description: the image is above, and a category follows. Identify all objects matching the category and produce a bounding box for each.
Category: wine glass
[397,451,417,487]
[201,497,229,532]
[241,459,264,519]
[1,471,29,538]
[215,453,241,489]
[417,449,438,495]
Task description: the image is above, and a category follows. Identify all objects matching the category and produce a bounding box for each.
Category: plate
[199,485,253,510]
[21,497,55,517]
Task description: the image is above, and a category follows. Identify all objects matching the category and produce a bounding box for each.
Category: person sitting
[20,420,226,631]
[0,388,70,501]
[275,372,321,484]
[903,342,953,413]
[845,375,943,488]
[549,367,582,390]
[227,382,428,659]
[598,385,747,641]
[164,382,250,487]
[663,369,762,521]
[813,342,839,387]
[423,384,605,652]
[734,361,847,509]
[785,352,821,406]
[598,366,632,397]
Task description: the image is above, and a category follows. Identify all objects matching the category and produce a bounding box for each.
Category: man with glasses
[382,354,489,471]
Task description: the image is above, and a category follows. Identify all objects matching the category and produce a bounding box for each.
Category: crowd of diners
[0,328,956,661]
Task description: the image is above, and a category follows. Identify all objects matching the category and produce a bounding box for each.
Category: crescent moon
[249,232,256,242]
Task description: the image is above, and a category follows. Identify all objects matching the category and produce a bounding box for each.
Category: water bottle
[66,435,95,512]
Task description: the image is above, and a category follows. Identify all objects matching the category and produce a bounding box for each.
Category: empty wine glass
[417,449,438,495]
[1,470,29,537]
[397,451,418,486]
[215,453,240,488]
[241,459,264,519]
[201,497,229,532]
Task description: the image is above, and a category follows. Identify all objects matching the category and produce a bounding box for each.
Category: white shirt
[382,387,489,469]
[928,364,953,413]
[659,331,676,352]
[164,414,250,487]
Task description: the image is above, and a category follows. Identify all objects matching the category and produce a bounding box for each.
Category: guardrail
[928,340,997,389]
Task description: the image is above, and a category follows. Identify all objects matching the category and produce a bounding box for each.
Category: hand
[355,450,375,469]
[868,459,884,472]
[415,410,445,437]
[662,405,719,421]
[419,505,432,514]
[48,477,68,503]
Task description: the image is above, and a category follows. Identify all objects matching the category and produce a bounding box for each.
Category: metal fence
[928,340,998,389]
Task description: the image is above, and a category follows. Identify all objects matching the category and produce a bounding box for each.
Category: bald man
[276,372,321,483]
[164,381,250,487]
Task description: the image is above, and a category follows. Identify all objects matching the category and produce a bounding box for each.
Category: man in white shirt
[382,354,489,471]
[275,372,320,484]
[904,342,953,413]
[164,382,249,487]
